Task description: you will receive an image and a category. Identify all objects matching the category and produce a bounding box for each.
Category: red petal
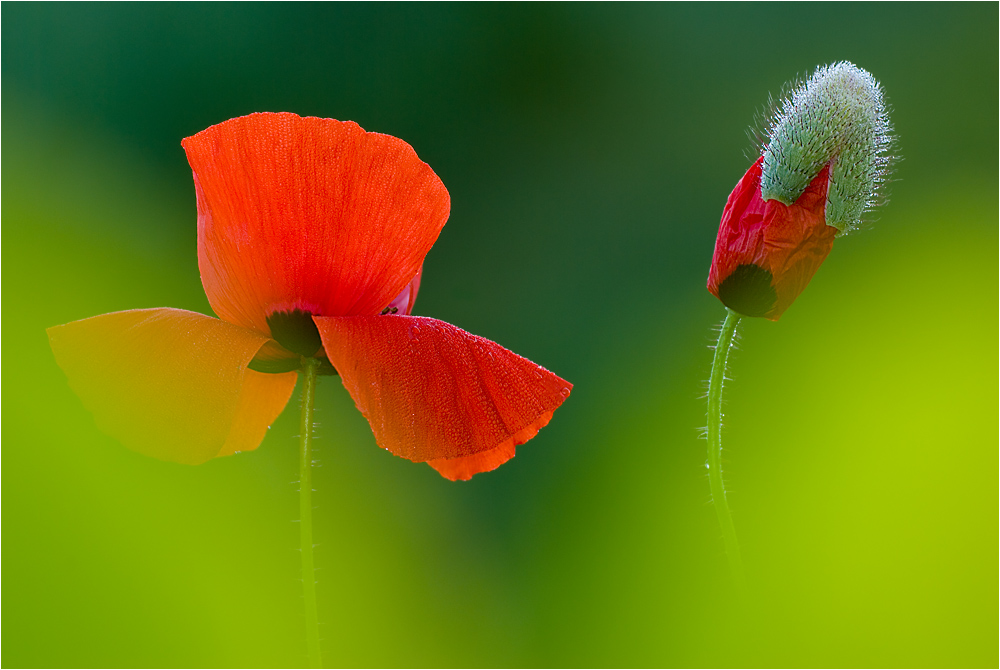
[428,441,517,481]
[313,315,571,473]
[707,157,835,320]
[182,113,450,333]
[48,308,293,464]
[427,409,554,481]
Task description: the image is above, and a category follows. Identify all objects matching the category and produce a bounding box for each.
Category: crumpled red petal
[707,157,835,320]
[313,315,571,475]
[48,308,292,464]
[182,113,450,334]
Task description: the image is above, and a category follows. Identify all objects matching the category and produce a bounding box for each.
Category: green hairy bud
[761,61,894,235]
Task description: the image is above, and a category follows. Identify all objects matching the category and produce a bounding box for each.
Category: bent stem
[299,357,323,668]
[707,309,745,594]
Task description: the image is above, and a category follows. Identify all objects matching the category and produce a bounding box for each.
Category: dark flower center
[717,264,777,318]
[267,309,323,357]
[247,309,338,375]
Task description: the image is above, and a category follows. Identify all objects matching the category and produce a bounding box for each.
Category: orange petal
[182,113,451,334]
[48,308,294,464]
[314,315,572,474]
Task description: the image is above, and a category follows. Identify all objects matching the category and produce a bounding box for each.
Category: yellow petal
[48,308,293,464]
[218,368,298,458]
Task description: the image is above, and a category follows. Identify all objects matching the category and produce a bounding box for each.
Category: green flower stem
[299,357,323,668]
[707,309,745,593]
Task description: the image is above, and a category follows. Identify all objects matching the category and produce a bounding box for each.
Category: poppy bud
[708,62,894,320]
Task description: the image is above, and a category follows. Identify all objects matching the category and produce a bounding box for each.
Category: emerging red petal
[313,315,571,476]
[182,113,450,334]
[707,157,835,320]
[383,265,423,316]
[48,308,293,464]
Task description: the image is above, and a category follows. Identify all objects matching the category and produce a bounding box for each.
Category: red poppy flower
[48,112,571,480]
[706,156,834,320]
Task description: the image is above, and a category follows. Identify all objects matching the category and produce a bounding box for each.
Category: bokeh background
[3,4,996,667]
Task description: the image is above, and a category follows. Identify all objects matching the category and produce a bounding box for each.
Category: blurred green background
[3,4,996,667]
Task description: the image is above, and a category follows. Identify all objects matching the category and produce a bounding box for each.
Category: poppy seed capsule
[762,62,893,235]
[708,62,894,320]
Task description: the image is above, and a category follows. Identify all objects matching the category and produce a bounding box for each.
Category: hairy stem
[707,309,745,593]
[299,357,323,668]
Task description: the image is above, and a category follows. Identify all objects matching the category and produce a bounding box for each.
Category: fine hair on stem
[299,357,323,667]
[706,309,745,594]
